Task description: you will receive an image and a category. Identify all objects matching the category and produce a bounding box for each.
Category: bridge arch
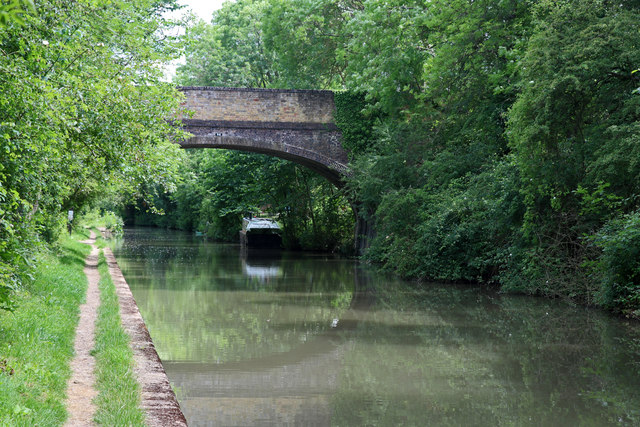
[176,86,373,252]
[177,86,349,186]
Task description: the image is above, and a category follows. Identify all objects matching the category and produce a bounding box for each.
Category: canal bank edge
[103,247,188,426]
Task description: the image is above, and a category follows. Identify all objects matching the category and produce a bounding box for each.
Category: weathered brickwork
[176,87,350,186]
[178,87,335,123]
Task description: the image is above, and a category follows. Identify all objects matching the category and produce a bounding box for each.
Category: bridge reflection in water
[113,228,640,427]
[163,249,369,426]
[165,338,349,426]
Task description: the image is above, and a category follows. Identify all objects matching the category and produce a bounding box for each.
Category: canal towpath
[64,229,187,426]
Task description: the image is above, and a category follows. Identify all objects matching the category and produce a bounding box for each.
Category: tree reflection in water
[113,228,640,426]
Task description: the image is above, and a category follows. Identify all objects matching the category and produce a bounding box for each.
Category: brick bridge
[177,86,349,186]
[176,86,373,252]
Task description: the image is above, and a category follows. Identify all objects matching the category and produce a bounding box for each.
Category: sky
[178,0,226,22]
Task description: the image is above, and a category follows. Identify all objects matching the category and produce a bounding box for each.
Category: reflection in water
[113,228,640,427]
[241,249,283,282]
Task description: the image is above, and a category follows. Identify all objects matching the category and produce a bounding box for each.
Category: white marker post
[68,210,74,235]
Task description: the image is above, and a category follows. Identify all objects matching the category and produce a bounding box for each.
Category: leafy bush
[79,209,124,235]
[593,211,640,316]
[367,160,523,283]
[0,264,18,312]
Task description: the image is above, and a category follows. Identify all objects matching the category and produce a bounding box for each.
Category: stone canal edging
[103,247,188,426]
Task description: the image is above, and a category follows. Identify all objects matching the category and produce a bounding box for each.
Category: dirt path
[64,231,99,427]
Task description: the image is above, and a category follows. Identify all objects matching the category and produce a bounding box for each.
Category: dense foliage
[2,0,638,315]
[128,150,354,252]
[173,0,640,315]
[0,0,185,309]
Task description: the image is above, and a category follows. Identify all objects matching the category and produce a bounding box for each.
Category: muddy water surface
[113,227,640,426]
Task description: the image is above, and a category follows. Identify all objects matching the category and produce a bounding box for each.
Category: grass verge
[93,251,146,425]
[0,231,90,426]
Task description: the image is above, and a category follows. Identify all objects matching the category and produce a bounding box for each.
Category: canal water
[112,227,640,426]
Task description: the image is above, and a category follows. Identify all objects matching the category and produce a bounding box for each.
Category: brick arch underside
[180,121,350,187]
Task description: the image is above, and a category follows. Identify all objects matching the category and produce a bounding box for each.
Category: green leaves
[343,0,431,113]
[262,0,350,89]
[333,91,377,156]
[0,0,34,27]
[177,0,279,88]
[592,211,640,315]
[507,0,640,230]
[499,0,640,305]
[171,0,640,312]
[0,0,186,308]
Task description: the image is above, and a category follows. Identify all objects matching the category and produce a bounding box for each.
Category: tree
[261,0,353,89]
[506,0,640,303]
[176,0,278,88]
[0,0,186,309]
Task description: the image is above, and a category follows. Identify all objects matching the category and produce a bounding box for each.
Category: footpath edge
[103,247,188,426]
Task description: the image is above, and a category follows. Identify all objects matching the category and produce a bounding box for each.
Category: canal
[112,227,640,426]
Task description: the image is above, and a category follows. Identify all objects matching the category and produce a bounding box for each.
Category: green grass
[0,230,147,425]
[93,252,146,425]
[0,231,91,426]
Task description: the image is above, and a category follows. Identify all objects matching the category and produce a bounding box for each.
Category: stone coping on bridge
[177,86,334,95]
